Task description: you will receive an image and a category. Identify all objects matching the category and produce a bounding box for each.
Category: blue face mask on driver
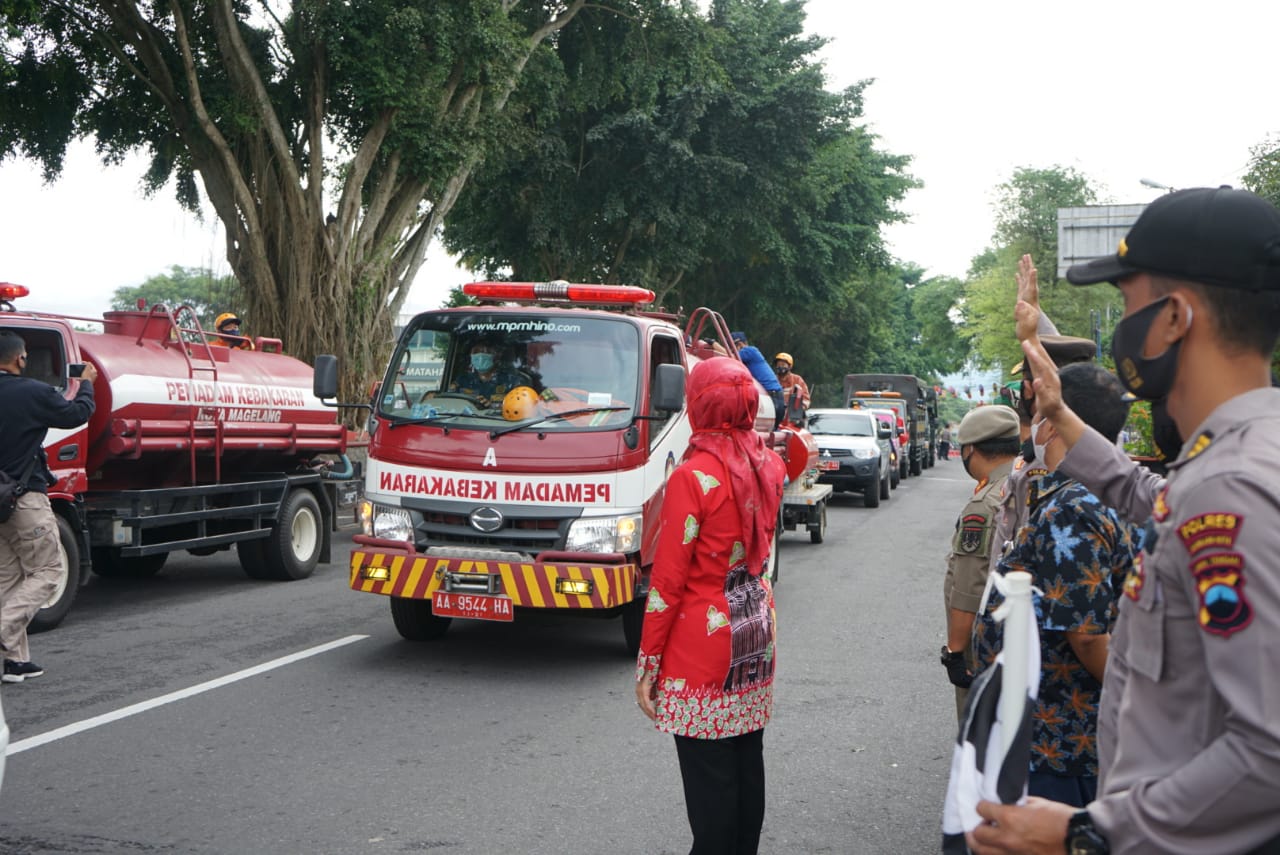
[471,352,495,372]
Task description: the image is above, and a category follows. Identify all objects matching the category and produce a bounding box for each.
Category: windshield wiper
[489,406,630,439]
[387,412,506,430]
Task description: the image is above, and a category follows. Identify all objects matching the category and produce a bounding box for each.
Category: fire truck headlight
[566,513,643,554]
[358,500,374,535]
[371,504,414,542]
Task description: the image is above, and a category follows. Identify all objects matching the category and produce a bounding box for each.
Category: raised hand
[1015,254,1042,344]
[1015,253,1039,311]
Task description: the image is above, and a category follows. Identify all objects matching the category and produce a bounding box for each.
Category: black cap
[1066,187,1280,291]
[1010,334,1096,375]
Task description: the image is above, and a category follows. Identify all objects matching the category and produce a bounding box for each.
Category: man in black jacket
[0,332,96,683]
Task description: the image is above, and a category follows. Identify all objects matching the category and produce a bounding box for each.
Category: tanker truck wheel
[90,547,167,578]
[30,515,80,634]
[261,490,323,581]
[390,597,452,641]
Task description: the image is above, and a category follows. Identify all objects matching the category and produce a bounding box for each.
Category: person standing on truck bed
[731,331,785,429]
[0,332,97,684]
[635,357,786,855]
[773,352,810,421]
[449,341,524,408]
[211,312,255,350]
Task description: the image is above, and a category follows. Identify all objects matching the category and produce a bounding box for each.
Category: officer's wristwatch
[1065,810,1110,855]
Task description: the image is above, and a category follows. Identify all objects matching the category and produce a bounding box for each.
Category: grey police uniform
[1060,389,1280,853]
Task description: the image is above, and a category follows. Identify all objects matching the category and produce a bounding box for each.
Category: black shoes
[2,659,44,683]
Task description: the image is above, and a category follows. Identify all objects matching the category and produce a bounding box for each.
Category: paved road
[1,465,973,854]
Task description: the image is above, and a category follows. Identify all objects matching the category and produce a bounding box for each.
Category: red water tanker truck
[0,284,355,632]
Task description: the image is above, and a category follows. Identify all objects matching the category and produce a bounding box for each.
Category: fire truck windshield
[379,313,640,431]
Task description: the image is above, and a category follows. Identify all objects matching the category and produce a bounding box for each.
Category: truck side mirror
[314,354,339,400]
[652,363,685,412]
[878,426,892,440]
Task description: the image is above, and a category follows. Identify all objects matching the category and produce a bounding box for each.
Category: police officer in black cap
[970,187,1280,855]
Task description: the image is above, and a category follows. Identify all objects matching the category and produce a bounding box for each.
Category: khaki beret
[1010,334,1097,375]
[957,405,1021,445]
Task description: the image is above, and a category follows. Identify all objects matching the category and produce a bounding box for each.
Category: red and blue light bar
[463,281,655,306]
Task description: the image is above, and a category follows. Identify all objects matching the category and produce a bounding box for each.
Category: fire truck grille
[414,508,571,552]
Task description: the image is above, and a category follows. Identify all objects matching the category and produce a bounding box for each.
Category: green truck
[842,373,934,478]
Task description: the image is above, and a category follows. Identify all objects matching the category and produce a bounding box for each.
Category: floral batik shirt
[635,450,780,739]
[972,471,1139,777]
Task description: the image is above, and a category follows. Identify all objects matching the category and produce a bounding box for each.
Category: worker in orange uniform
[211,313,255,350]
[773,353,810,422]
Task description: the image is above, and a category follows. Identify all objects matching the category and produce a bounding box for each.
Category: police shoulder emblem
[1190,551,1252,637]
[1152,486,1170,522]
[1123,552,1145,601]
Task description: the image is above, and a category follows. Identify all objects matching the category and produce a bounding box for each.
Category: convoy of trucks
[0,284,356,632]
[316,281,829,653]
[842,373,936,480]
[4,275,947,651]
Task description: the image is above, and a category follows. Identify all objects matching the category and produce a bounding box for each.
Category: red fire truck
[316,281,821,653]
[0,284,355,632]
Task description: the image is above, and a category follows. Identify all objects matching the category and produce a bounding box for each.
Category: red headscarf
[684,358,783,576]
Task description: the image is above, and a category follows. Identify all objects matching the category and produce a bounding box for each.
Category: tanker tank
[78,310,346,490]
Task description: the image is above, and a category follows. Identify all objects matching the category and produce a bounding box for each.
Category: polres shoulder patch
[1177,512,1243,556]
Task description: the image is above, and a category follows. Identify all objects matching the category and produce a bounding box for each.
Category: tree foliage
[1,0,595,402]
[444,0,921,402]
[962,165,1121,373]
[110,264,242,328]
[1243,134,1280,209]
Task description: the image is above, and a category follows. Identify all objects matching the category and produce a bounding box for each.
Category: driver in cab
[449,342,524,408]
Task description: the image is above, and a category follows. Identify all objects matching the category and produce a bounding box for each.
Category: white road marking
[6,634,369,756]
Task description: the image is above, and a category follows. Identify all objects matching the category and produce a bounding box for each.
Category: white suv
[806,409,892,508]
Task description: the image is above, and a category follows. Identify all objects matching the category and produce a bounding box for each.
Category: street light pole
[1140,177,1176,193]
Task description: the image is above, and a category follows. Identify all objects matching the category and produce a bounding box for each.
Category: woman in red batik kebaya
[635,357,786,855]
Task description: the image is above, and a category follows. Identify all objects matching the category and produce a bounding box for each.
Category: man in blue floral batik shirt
[971,362,1141,809]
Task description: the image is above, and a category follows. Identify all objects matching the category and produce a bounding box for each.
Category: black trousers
[673,728,766,855]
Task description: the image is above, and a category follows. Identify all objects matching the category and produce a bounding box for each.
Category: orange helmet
[774,352,793,367]
[214,312,242,332]
[502,386,540,421]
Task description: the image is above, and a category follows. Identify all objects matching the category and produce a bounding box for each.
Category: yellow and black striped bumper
[349,551,638,610]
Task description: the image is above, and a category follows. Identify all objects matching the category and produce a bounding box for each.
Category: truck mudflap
[350,550,638,610]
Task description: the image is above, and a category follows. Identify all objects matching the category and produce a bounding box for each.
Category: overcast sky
[2,0,1276,320]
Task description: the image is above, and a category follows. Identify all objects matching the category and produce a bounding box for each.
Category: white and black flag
[941,570,1040,854]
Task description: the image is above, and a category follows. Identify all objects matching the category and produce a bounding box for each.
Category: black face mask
[1020,436,1035,464]
[1111,297,1189,401]
[1150,397,1183,462]
[961,447,973,478]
